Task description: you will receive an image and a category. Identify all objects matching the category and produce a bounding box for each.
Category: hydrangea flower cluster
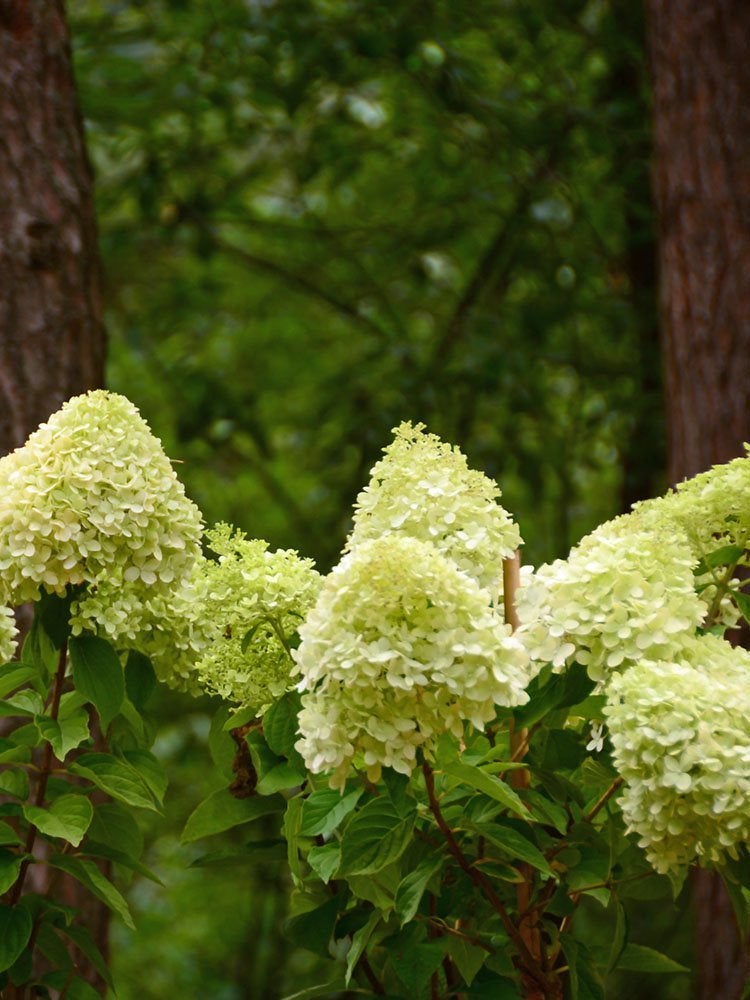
[295,535,531,790]
[605,634,750,878]
[346,422,521,594]
[516,517,703,682]
[192,524,321,711]
[0,606,18,663]
[0,391,203,606]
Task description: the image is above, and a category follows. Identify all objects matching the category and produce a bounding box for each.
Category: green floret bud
[346,421,522,595]
[295,535,534,790]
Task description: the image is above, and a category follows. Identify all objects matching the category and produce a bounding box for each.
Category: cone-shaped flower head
[605,634,750,878]
[295,535,533,790]
[516,516,703,683]
[192,524,321,711]
[0,390,203,604]
[346,422,521,594]
[0,607,18,663]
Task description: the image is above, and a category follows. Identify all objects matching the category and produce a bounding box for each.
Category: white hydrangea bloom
[0,606,18,663]
[346,422,521,594]
[605,634,750,877]
[295,535,533,790]
[192,524,321,711]
[0,391,203,605]
[516,518,703,682]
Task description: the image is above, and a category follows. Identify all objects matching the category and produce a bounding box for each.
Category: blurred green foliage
[66,1,668,996]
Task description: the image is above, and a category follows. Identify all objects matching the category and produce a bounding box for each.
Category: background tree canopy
[63,1,669,996]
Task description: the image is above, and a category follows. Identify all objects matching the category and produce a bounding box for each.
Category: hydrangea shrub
[2,396,750,1000]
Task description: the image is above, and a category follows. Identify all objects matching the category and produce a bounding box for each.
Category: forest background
[1,0,747,997]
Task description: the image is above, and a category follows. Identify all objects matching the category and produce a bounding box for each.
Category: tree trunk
[0,0,105,450]
[647,2,750,997]
[0,1,108,991]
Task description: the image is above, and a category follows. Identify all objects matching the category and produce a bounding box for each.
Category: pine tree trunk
[0,0,105,450]
[0,2,108,991]
[647,2,750,997]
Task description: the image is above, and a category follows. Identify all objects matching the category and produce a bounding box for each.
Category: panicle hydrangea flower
[192,524,321,712]
[0,390,203,604]
[604,634,750,877]
[0,606,18,662]
[295,535,533,790]
[516,517,703,683]
[346,422,521,594]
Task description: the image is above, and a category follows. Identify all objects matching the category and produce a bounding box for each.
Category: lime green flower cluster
[516,518,703,682]
[0,606,18,663]
[296,421,530,790]
[346,422,521,595]
[191,524,321,711]
[0,391,203,605]
[605,634,750,878]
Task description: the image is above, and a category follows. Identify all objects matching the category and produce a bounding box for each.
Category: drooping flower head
[191,524,322,712]
[295,535,533,789]
[516,516,703,682]
[346,422,521,594]
[0,390,203,605]
[605,634,750,878]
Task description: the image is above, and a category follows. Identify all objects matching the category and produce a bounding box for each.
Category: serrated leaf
[0,904,32,971]
[124,650,156,709]
[307,843,340,883]
[35,709,90,759]
[616,943,688,974]
[345,909,380,986]
[23,794,93,847]
[470,822,555,879]
[284,896,340,956]
[394,855,444,926]
[69,635,124,730]
[338,797,416,876]
[181,788,284,843]
[300,788,362,837]
[0,850,23,895]
[443,761,528,819]
[70,753,157,811]
[48,856,134,929]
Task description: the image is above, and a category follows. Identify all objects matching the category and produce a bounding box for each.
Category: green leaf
[35,708,90,759]
[307,843,341,883]
[701,544,745,570]
[122,749,168,805]
[345,909,380,986]
[69,635,124,730]
[283,795,304,885]
[0,850,23,895]
[182,788,284,843]
[61,924,113,989]
[263,690,303,759]
[38,589,76,648]
[256,760,305,795]
[87,802,143,858]
[48,856,135,929]
[338,797,416,876]
[0,904,32,972]
[445,935,488,986]
[616,944,689,974]
[470,822,555,879]
[281,977,347,1000]
[70,753,157,811]
[190,839,287,867]
[561,937,605,1000]
[21,616,57,677]
[606,898,628,975]
[222,704,257,731]
[24,794,93,847]
[300,788,362,837]
[389,937,447,993]
[0,665,38,701]
[0,821,21,846]
[83,840,164,884]
[284,896,340,956]
[735,590,750,623]
[0,768,28,800]
[394,854,444,926]
[444,761,528,819]
[124,650,157,709]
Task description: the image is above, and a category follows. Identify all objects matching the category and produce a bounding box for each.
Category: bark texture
[648,2,750,998]
[649,0,750,484]
[0,0,105,452]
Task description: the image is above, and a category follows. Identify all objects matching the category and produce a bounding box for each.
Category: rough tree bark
[647,2,750,998]
[0,1,108,991]
[0,0,105,448]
